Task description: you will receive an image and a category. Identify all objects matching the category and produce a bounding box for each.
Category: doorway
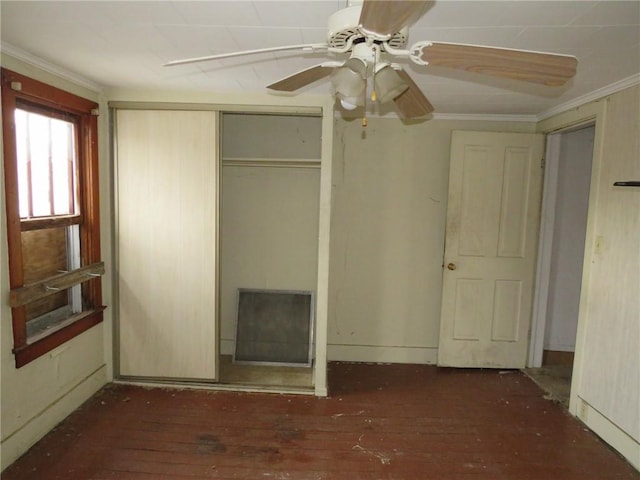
[438,131,545,368]
[527,123,595,406]
[218,113,322,391]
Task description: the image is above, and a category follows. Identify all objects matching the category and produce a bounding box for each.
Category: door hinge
[541,157,546,169]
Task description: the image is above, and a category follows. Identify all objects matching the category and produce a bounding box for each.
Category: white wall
[328,117,536,364]
[544,126,594,352]
[0,55,112,470]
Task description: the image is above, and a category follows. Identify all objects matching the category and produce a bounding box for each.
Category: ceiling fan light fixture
[331,59,367,98]
[374,65,409,103]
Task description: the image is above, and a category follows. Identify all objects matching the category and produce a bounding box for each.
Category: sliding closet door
[116,109,218,380]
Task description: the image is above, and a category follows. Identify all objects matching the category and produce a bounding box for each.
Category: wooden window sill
[13,307,105,368]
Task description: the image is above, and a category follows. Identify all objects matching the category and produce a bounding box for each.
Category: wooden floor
[4,363,638,480]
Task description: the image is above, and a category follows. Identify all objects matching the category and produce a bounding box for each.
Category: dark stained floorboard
[3,362,638,479]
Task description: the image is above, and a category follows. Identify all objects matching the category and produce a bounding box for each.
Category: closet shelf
[223,157,320,169]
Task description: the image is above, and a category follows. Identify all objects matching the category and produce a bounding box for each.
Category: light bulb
[340,98,359,110]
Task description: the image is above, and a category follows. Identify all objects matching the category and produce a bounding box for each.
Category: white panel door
[116,109,218,380]
[438,131,544,368]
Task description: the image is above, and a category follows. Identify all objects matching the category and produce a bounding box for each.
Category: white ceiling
[1,0,639,118]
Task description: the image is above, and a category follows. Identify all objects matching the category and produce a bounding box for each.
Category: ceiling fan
[165,0,578,120]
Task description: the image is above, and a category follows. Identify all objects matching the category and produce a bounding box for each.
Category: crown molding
[335,110,538,122]
[432,112,537,123]
[537,73,640,122]
[1,42,104,93]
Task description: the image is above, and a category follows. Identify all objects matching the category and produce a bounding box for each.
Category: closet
[219,113,321,390]
[114,106,327,394]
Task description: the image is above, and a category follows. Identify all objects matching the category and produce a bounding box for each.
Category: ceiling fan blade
[359,0,430,37]
[393,69,434,119]
[267,64,338,92]
[165,44,329,67]
[418,42,577,86]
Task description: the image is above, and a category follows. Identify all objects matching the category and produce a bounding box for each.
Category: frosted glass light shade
[374,65,409,103]
[331,57,367,98]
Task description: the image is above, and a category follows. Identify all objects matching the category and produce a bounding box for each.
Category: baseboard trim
[543,349,575,366]
[1,364,108,471]
[575,396,640,470]
[328,344,438,364]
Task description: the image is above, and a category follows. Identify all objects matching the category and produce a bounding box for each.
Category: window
[2,68,104,367]
[15,108,79,219]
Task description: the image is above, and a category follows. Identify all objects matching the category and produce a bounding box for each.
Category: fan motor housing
[327,6,408,51]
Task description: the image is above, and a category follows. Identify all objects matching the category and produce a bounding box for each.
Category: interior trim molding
[339,75,640,124]
[328,344,438,365]
[1,42,104,93]
[338,111,539,122]
[537,73,640,122]
[432,113,537,122]
[0,364,107,470]
[575,397,640,470]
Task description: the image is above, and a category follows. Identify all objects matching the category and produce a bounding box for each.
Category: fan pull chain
[362,44,380,128]
[362,74,368,127]
[371,45,378,103]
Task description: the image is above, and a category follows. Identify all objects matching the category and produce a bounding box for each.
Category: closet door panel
[116,109,217,380]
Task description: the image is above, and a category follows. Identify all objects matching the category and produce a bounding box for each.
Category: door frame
[529,133,561,367]
[528,121,595,368]
[529,101,606,421]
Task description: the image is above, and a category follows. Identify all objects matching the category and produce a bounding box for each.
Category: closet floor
[218,354,313,389]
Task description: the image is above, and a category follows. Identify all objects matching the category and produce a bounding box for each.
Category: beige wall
[219,114,322,356]
[579,86,639,444]
[328,117,536,363]
[537,84,640,469]
[561,85,638,468]
[220,166,321,354]
[578,85,639,441]
[0,55,112,470]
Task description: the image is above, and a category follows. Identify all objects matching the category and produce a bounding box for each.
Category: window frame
[2,68,104,368]
[14,103,80,220]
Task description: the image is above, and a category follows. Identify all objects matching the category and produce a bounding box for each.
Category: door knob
[447,263,457,271]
